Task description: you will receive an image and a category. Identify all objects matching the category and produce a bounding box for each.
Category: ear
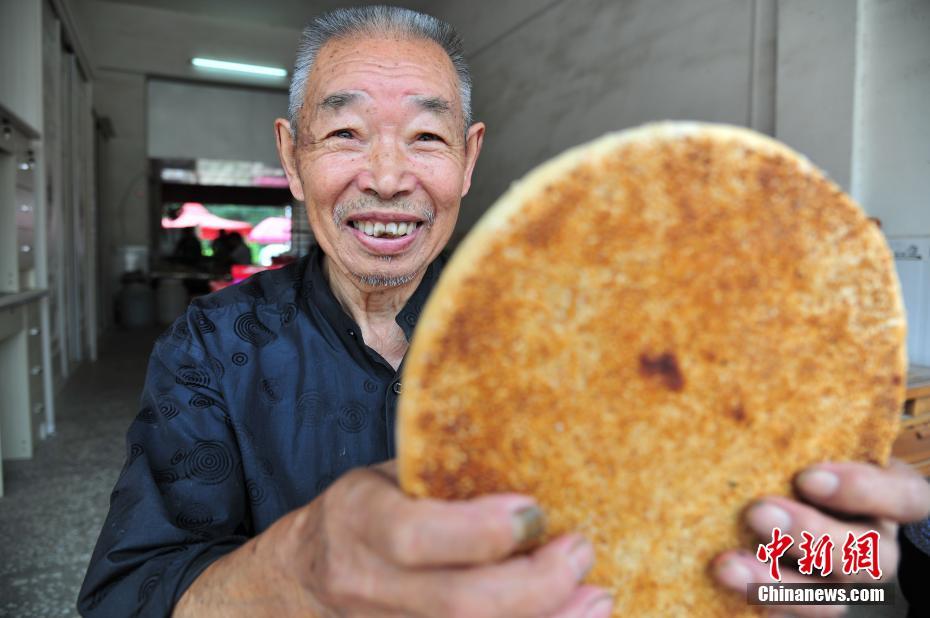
[274,118,305,201]
[460,121,485,197]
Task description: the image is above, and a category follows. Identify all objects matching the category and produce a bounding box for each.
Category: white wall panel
[852,0,930,237]
[147,79,287,166]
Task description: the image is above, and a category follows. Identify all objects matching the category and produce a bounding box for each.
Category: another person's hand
[712,459,930,617]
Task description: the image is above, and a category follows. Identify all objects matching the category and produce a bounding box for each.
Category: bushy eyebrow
[414,95,452,115]
[316,91,453,118]
[318,91,360,112]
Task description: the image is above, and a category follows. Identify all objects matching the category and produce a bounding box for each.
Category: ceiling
[93,0,436,31]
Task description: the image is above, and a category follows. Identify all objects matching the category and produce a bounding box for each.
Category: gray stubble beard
[353,270,421,288]
[333,196,434,288]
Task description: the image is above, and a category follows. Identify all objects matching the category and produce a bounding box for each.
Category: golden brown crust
[397,122,906,617]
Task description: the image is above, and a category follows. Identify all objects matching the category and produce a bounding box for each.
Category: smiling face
[275,33,484,291]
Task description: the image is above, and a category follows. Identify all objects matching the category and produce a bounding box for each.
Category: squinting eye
[329,129,354,139]
[417,133,442,142]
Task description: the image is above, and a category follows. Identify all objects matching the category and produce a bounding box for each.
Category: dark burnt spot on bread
[728,403,748,424]
[639,351,685,392]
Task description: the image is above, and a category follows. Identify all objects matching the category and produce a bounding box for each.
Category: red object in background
[209,263,287,292]
[231,263,285,283]
[161,202,252,240]
[248,216,291,244]
[253,175,291,188]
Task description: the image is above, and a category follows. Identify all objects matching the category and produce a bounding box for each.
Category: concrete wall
[852,0,930,237]
[775,0,857,191]
[410,0,559,57]
[431,0,927,242]
[446,0,756,236]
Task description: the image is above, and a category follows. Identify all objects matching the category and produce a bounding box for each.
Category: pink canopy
[161,202,252,241]
[248,216,291,244]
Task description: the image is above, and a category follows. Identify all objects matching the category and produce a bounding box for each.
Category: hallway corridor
[0,329,159,617]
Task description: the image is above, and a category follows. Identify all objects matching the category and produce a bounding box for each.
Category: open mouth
[344,213,427,254]
[349,219,422,239]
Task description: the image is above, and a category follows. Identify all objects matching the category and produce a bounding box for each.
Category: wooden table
[892,365,930,476]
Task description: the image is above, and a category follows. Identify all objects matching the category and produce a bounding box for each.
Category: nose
[357,136,417,200]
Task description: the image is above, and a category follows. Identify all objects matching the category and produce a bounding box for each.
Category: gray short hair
[288,5,472,137]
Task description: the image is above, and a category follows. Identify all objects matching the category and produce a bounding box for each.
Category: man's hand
[176,460,613,618]
[286,460,612,617]
[712,459,930,617]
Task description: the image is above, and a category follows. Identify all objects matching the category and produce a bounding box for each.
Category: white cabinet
[0,120,47,479]
[0,307,31,463]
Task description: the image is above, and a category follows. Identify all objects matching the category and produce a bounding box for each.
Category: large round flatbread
[397,122,906,616]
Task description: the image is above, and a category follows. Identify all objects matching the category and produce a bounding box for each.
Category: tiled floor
[0,328,159,617]
[0,327,913,617]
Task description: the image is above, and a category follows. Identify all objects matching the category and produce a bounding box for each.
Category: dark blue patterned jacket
[78,246,444,616]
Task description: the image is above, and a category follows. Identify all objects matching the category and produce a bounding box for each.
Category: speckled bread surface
[397,122,906,617]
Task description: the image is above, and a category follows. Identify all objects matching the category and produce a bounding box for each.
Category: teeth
[350,220,419,238]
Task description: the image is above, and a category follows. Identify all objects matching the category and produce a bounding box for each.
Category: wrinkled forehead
[305,34,462,119]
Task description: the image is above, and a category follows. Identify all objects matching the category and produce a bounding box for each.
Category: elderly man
[79,6,929,617]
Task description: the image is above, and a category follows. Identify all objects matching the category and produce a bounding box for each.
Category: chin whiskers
[352,270,419,287]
